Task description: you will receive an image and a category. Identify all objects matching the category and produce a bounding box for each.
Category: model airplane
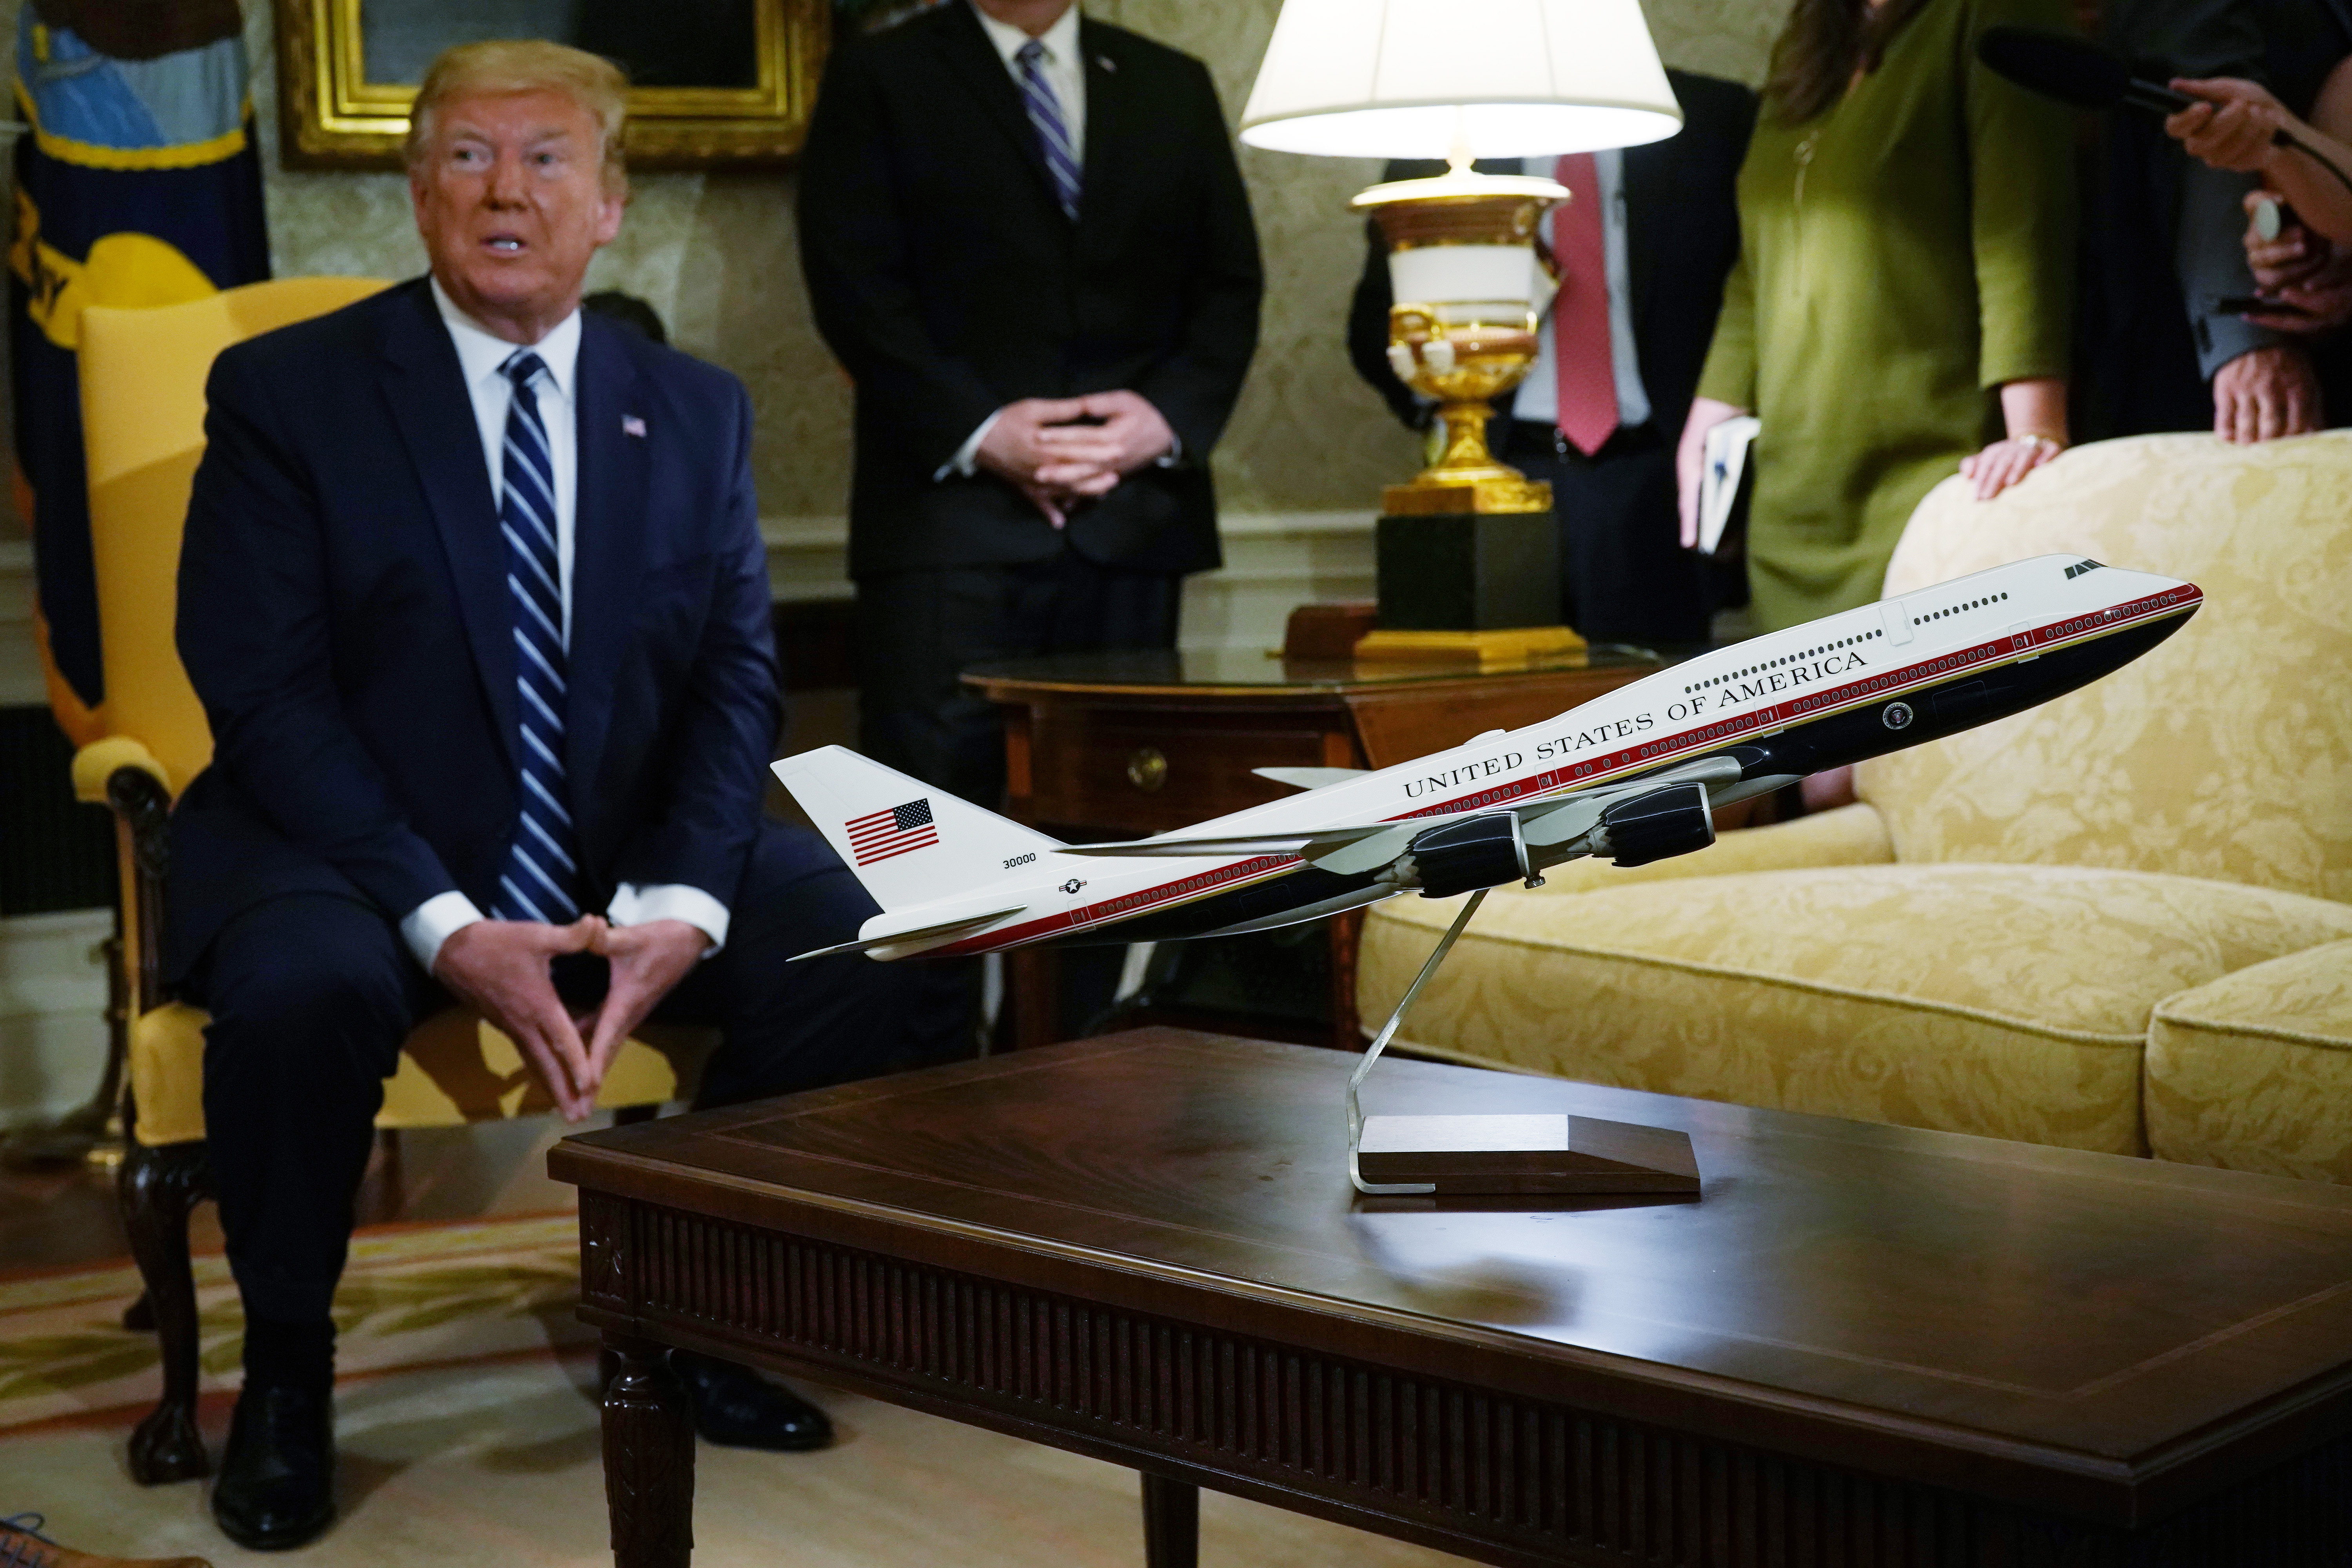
[775,553,2201,964]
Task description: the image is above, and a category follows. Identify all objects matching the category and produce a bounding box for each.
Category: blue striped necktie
[492,350,582,926]
[1016,38,1081,221]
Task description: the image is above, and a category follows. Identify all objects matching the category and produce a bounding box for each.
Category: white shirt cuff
[401,891,486,973]
[609,882,730,955]
[936,409,1005,481]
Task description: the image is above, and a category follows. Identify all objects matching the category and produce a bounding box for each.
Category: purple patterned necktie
[1016,38,1081,220]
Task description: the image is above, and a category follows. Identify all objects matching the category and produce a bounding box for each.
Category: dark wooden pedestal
[557,1031,2352,1568]
[1375,510,1561,630]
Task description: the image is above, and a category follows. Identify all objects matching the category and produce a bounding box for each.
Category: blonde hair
[405,40,630,196]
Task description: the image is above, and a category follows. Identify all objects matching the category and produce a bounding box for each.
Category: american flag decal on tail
[846,799,938,865]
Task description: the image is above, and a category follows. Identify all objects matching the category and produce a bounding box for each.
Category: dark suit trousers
[1497,420,1716,647]
[857,546,1181,805]
[191,820,962,1326]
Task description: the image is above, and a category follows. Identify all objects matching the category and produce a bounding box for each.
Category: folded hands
[432,913,707,1122]
[975,390,1175,528]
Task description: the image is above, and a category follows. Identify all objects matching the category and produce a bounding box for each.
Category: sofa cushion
[2146,939,2352,1181]
[1861,432,2352,902]
[1360,864,2352,1155]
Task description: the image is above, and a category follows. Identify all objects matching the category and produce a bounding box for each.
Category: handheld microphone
[1976,26,2192,114]
[1977,25,2352,203]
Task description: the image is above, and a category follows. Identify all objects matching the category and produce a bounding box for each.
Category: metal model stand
[1346,888,1702,1198]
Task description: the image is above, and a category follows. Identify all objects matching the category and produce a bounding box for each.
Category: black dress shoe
[669,1351,833,1451]
[212,1383,335,1551]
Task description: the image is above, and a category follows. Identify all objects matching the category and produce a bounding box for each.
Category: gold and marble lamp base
[1352,169,1582,662]
[1381,394,1555,517]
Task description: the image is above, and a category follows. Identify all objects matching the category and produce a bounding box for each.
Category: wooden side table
[962,647,1664,1049]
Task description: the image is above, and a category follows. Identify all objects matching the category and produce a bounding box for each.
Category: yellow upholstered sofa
[1359,431,2352,1180]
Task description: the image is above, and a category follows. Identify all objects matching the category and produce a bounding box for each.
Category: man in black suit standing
[172,42,940,1551]
[1348,72,1755,648]
[797,0,1263,807]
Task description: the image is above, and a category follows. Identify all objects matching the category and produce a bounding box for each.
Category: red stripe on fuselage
[928,586,2199,955]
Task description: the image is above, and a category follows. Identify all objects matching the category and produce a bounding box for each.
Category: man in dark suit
[797,0,1262,808]
[1348,71,1755,648]
[171,42,940,1551]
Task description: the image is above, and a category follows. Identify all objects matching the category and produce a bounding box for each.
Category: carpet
[1,1354,1470,1566]
[0,1214,588,1433]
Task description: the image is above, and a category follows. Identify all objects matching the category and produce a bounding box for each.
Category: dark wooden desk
[555,1030,2352,1568]
[962,648,1664,1048]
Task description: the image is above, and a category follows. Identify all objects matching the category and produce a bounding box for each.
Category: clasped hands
[975,390,1174,528]
[432,914,707,1123]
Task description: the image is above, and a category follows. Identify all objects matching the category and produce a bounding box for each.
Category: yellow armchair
[76,279,711,1487]
[1361,431,2352,1175]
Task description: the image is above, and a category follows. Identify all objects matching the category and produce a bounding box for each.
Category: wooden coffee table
[550,1030,2352,1567]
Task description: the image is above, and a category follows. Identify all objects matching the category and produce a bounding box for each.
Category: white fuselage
[878,555,2200,958]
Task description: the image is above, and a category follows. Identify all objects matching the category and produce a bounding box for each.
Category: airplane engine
[1405,813,1533,898]
[1592,783,1715,868]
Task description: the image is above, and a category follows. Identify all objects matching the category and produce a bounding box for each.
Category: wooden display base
[1356,1113,1700,1196]
[1352,625,1587,670]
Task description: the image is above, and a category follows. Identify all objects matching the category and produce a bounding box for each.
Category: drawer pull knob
[1127,747,1169,793]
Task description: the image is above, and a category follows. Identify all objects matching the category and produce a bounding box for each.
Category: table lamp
[1241,0,1682,667]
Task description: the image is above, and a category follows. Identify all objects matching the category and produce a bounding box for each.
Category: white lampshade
[1240,0,1682,160]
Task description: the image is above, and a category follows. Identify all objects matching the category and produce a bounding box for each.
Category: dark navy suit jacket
[167,277,779,980]
[796,1,1263,580]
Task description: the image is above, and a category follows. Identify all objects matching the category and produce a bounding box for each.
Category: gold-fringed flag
[9,0,267,742]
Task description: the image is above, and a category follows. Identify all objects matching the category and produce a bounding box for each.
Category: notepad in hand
[1697,415,1760,557]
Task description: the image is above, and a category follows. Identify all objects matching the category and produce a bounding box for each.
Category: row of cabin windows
[1913,590,2010,626]
[1684,627,1887,695]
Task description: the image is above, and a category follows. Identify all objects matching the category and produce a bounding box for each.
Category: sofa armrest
[1523,802,1895,898]
[2146,938,2352,1181]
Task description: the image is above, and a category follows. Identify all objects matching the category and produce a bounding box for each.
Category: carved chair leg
[118,1136,214,1485]
[1140,1472,1199,1568]
[122,1290,155,1332]
[603,1333,695,1568]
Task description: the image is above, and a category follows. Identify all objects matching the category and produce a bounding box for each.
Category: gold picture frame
[274,0,828,169]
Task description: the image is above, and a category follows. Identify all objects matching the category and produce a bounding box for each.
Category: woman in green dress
[1676,0,2079,633]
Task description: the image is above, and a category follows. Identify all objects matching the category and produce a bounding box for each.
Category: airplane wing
[1252,766,1369,791]
[1063,756,1750,871]
[788,905,1029,962]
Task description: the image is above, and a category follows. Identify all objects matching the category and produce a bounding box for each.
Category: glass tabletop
[962,643,1686,693]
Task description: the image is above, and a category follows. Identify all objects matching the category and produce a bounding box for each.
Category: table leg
[1327,909,1365,1050]
[602,1333,695,1568]
[1009,946,1062,1050]
[1140,1472,1198,1568]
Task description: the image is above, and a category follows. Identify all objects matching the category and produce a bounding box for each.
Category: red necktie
[1551,152,1619,458]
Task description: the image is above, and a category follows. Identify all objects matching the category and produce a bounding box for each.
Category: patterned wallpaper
[1,0,1791,525]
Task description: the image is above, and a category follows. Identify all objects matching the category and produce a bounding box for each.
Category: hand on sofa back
[1857,431,2352,903]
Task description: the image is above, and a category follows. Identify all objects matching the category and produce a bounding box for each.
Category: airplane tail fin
[771,746,1060,913]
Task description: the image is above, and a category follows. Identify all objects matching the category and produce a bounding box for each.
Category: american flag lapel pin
[622,415,646,438]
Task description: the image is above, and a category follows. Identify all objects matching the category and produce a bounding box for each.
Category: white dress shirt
[400,279,732,972]
[1514,151,1653,431]
[971,0,1085,157]
[943,0,1185,481]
